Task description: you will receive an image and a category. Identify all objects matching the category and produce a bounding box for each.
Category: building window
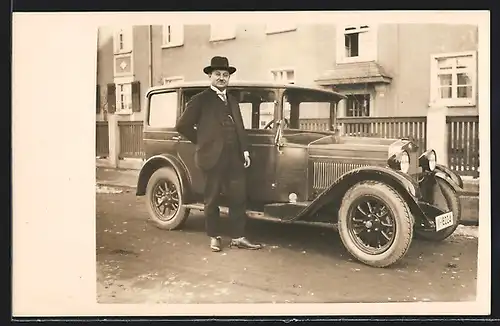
[163,76,184,86]
[266,23,297,34]
[114,27,132,53]
[162,25,184,48]
[271,68,295,84]
[430,51,477,107]
[210,24,236,41]
[345,94,370,117]
[336,25,377,63]
[116,83,132,112]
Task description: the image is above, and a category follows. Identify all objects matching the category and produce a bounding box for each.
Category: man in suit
[175,56,262,252]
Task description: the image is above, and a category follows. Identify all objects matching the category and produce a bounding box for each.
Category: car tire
[338,180,414,268]
[414,178,461,241]
[145,167,190,230]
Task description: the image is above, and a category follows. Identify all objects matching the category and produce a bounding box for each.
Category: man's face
[209,69,231,90]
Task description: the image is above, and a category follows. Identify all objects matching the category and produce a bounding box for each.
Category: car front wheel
[145,167,190,230]
[338,181,414,268]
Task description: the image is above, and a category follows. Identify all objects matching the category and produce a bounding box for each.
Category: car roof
[146,80,347,99]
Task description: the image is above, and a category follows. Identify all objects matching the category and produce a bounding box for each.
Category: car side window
[230,88,276,130]
[148,91,178,128]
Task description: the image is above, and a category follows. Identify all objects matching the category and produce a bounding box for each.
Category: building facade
[96,23,479,122]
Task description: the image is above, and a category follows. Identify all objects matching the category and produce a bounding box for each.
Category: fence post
[426,105,448,166]
[107,114,120,168]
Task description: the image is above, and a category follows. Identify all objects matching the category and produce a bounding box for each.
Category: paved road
[96,185,478,304]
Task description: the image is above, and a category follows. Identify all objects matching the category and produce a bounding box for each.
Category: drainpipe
[148,25,153,87]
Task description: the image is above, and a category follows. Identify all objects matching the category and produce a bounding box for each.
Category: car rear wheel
[338,181,414,268]
[145,167,190,230]
[414,178,461,241]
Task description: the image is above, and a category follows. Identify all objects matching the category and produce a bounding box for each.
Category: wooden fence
[299,119,330,131]
[446,115,480,178]
[118,121,145,158]
[337,117,428,155]
[96,121,109,157]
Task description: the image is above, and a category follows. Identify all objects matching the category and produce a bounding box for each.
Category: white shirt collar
[210,85,226,95]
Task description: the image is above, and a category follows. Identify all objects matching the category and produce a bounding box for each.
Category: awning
[315,61,392,86]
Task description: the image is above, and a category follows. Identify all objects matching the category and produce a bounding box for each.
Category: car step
[182,203,336,229]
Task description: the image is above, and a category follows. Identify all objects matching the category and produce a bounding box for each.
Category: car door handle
[172,135,181,141]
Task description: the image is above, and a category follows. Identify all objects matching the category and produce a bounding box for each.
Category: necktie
[218,92,227,104]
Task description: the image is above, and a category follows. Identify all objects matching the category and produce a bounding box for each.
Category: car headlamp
[419,149,437,172]
[388,150,411,174]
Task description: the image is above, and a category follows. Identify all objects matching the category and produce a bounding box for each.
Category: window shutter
[132,81,141,112]
[107,83,116,113]
[96,84,100,113]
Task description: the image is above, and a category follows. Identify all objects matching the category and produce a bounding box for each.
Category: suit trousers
[202,141,247,239]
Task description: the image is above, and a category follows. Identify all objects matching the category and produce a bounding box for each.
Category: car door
[235,90,280,204]
[175,88,206,197]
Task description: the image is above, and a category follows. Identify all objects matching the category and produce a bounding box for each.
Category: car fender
[295,166,424,223]
[435,164,464,189]
[136,154,192,201]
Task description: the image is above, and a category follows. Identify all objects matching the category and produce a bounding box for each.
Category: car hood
[283,132,411,161]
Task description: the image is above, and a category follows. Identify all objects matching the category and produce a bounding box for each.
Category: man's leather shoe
[229,237,262,250]
[210,236,222,252]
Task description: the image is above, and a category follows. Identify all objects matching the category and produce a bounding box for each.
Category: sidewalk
[95,167,480,225]
[96,167,139,189]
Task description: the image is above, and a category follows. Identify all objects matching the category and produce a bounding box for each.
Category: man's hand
[243,151,251,168]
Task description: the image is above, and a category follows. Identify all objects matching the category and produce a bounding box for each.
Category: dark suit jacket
[175,88,249,171]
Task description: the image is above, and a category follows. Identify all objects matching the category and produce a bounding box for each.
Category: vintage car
[136,81,463,268]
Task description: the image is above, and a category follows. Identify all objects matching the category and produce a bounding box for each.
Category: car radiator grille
[312,161,367,190]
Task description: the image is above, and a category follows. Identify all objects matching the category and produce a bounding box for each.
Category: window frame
[429,50,477,107]
[345,93,371,117]
[336,24,377,64]
[113,26,133,54]
[265,23,297,35]
[113,76,134,115]
[162,25,184,48]
[209,24,237,42]
[270,67,295,84]
[147,90,180,129]
[115,83,132,114]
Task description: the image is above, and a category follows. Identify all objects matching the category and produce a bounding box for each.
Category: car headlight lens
[387,150,411,174]
[419,149,437,172]
[400,151,410,174]
[428,150,437,171]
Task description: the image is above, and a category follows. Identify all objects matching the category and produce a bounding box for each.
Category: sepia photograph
[12,10,491,317]
[95,20,482,304]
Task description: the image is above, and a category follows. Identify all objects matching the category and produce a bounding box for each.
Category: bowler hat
[203,56,236,75]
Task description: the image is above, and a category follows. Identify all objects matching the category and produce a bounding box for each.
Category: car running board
[182,203,336,229]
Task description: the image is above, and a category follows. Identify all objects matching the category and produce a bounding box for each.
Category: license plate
[435,211,454,232]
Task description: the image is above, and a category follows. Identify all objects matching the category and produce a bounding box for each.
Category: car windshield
[282,88,338,132]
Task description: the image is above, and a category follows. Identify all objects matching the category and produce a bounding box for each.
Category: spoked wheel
[338,181,414,268]
[145,167,190,230]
